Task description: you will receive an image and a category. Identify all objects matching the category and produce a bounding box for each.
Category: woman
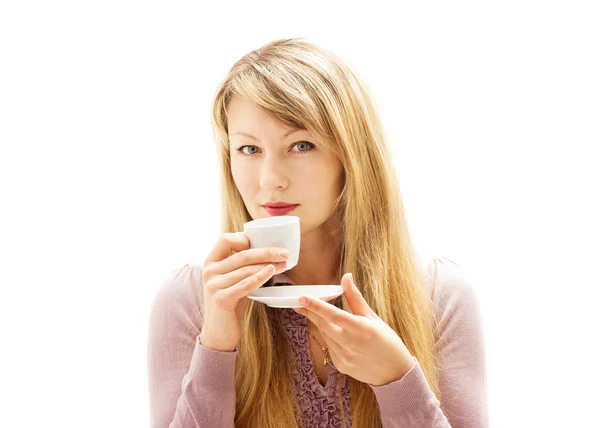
[147,38,488,428]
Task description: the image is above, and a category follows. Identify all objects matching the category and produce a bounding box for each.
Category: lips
[262,202,299,216]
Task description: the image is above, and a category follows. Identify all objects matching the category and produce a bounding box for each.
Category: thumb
[342,273,375,317]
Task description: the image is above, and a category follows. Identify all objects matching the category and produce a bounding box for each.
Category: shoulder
[422,256,485,345]
[424,256,477,303]
[149,263,206,322]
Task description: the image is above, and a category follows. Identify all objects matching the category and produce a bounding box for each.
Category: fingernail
[298,297,308,307]
[278,249,290,258]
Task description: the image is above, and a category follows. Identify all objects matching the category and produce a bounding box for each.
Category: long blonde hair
[210,38,439,428]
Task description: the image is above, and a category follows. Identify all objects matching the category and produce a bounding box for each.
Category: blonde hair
[210,38,439,428]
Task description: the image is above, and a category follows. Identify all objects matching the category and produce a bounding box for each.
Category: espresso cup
[237,216,300,270]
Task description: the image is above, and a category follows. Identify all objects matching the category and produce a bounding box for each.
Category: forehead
[227,96,305,141]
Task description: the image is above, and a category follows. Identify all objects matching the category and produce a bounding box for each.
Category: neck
[285,222,341,286]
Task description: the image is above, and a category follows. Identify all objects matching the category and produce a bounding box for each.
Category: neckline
[273,274,340,393]
[294,309,338,393]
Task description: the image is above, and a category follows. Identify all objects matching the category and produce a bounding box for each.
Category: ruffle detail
[280,302,352,427]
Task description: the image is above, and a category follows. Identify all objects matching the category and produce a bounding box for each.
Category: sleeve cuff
[186,335,238,393]
[369,357,440,416]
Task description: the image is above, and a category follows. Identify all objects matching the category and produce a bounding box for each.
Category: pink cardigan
[147,256,488,427]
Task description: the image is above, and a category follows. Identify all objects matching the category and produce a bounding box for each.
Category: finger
[341,273,376,318]
[298,296,368,333]
[327,347,341,369]
[210,246,290,275]
[215,264,276,310]
[210,261,288,290]
[320,329,344,363]
[296,307,347,343]
[205,233,251,264]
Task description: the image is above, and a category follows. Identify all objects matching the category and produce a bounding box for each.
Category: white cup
[237,216,300,270]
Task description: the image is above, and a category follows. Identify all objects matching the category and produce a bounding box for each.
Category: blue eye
[292,141,315,153]
[237,145,260,155]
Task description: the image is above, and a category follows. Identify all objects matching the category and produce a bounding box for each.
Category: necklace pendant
[324,352,330,366]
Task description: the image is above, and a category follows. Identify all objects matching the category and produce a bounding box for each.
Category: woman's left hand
[294,273,416,386]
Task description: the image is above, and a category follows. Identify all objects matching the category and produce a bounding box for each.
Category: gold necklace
[309,330,331,366]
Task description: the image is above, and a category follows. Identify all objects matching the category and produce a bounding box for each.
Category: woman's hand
[200,233,290,352]
[294,273,416,386]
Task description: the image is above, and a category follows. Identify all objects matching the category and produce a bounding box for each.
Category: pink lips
[262,202,299,216]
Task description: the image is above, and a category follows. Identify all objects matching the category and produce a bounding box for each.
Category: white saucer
[248,285,343,308]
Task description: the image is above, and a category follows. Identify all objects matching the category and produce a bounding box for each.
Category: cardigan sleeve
[370,256,489,427]
[147,264,237,428]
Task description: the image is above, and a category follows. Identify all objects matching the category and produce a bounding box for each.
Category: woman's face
[228,96,344,237]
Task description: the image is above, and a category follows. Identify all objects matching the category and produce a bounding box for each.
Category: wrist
[374,354,416,386]
[199,331,237,353]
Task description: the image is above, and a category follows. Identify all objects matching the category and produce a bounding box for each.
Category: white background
[1,1,598,427]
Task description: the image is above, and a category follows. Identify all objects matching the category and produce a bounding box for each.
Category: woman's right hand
[199,233,290,352]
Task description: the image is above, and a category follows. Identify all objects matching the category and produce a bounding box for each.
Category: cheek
[317,156,344,190]
[231,161,254,197]
[301,161,344,202]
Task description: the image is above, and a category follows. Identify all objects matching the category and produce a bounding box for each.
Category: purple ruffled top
[274,278,352,428]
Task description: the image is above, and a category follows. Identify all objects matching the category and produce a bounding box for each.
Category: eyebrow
[230,128,303,141]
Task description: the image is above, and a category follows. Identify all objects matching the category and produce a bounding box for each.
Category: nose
[259,155,289,191]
